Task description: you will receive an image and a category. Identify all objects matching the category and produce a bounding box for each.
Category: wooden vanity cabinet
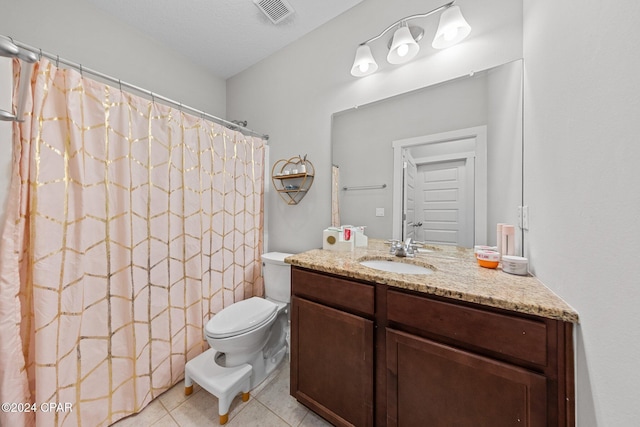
[290,267,575,427]
[385,289,557,427]
[290,267,376,427]
[386,329,547,426]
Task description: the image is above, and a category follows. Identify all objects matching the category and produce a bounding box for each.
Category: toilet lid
[205,297,278,339]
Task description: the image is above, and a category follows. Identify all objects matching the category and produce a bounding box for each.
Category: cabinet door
[387,329,547,427]
[291,296,374,427]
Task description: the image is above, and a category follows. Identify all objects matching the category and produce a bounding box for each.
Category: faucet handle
[406,244,417,257]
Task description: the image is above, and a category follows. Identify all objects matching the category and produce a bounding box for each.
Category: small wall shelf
[272,156,315,205]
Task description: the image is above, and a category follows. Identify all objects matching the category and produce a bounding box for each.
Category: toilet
[184,252,292,425]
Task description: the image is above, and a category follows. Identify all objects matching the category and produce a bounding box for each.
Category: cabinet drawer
[387,289,548,366]
[292,267,374,317]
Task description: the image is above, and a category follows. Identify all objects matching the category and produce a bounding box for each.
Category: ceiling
[87,0,363,79]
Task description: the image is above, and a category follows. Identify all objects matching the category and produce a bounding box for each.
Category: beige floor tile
[225,400,289,427]
[255,365,309,426]
[169,386,252,426]
[151,413,180,427]
[112,398,169,427]
[110,354,334,427]
[158,380,200,412]
[298,410,334,427]
[168,388,219,426]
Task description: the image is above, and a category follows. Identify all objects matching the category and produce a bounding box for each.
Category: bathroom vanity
[286,241,578,427]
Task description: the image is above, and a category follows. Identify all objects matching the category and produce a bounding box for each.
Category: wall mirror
[331,59,523,249]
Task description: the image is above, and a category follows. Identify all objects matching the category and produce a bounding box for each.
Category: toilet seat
[206,297,278,339]
[265,297,288,312]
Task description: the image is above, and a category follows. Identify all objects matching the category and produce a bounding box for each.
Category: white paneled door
[417,158,474,247]
[392,126,486,246]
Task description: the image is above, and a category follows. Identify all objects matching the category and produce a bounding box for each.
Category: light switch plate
[376,208,385,217]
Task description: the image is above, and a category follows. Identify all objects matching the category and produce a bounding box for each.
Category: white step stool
[184,349,253,425]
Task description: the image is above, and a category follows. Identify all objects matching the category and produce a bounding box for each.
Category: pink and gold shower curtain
[0,59,265,427]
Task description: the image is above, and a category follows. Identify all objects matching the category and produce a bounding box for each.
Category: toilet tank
[261,252,293,303]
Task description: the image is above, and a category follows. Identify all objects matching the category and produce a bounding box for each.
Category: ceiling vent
[253,0,295,24]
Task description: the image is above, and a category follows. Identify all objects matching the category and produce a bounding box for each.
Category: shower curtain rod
[6,36,269,141]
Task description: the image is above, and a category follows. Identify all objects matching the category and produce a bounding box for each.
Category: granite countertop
[285,239,579,323]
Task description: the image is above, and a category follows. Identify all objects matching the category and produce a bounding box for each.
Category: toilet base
[184,349,252,425]
[252,341,287,388]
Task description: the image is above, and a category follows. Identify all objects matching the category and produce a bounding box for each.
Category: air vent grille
[253,0,295,24]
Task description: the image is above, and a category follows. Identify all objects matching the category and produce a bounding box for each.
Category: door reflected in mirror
[331,59,523,248]
[395,126,486,247]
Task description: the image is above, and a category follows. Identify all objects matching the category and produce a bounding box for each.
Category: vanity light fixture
[350,1,471,77]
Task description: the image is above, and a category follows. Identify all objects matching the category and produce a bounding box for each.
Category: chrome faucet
[391,238,416,258]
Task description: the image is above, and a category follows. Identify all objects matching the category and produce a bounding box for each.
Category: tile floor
[112,359,332,427]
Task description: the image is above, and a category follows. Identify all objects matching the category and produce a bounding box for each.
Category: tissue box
[322,228,354,252]
[352,226,368,247]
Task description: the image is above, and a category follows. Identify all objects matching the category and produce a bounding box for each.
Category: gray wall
[524,0,640,425]
[1,0,226,117]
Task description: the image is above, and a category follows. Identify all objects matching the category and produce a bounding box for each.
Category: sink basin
[360,260,433,275]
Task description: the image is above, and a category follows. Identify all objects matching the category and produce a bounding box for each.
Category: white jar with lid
[501,255,528,276]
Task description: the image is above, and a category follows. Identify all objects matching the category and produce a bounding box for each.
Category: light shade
[432,5,471,49]
[387,25,420,65]
[350,44,378,77]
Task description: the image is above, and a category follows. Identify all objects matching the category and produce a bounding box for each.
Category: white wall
[1,0,226,117]
[524,1,640,425]
[227,0,523,254]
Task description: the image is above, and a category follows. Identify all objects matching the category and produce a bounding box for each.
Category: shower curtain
[0,59,265,427]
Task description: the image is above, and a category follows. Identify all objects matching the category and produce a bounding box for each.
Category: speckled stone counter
[285,239,579,323]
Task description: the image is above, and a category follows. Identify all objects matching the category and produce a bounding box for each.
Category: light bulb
[397,44,409,57]
[432,6,471,49]
[351,44,378,77]
[444,28,458,41]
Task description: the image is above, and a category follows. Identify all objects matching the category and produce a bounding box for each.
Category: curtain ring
[56,55,59,67]
[151,92,155,103]
[79,64,83,76]
[38,48,43,60]
[118,79,122,92]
